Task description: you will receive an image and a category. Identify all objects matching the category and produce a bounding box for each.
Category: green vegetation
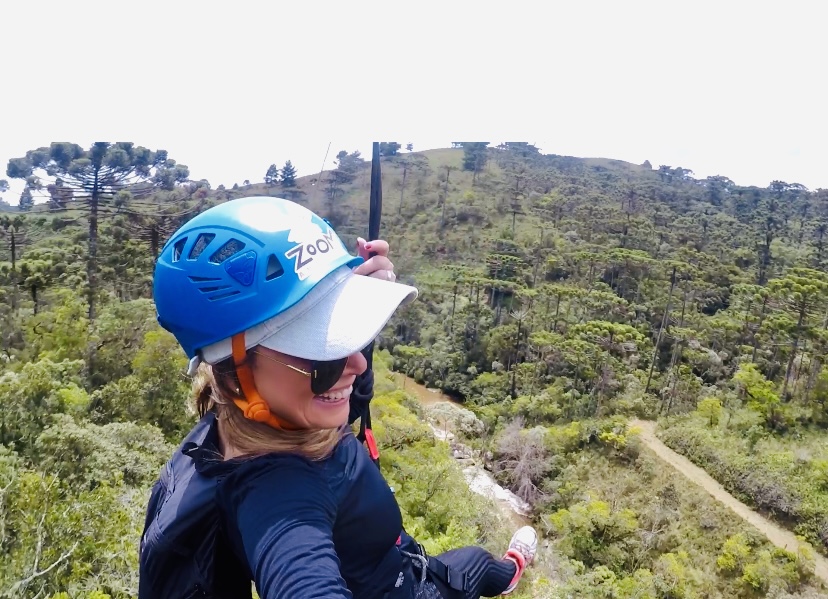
[485,417,820,597]
[0,301,502,598]
[3,141,828,597]
[660,408,828,559]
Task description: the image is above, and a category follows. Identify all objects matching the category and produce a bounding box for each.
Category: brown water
[392,372,457,407]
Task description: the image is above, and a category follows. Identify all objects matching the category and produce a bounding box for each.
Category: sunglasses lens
[311,358,349,395]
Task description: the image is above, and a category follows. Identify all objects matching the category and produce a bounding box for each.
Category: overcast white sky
[1,1,825,203]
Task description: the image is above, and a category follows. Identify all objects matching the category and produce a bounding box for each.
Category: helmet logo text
[285,230,343,280]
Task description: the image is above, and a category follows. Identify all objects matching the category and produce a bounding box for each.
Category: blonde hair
[192,353,343,461]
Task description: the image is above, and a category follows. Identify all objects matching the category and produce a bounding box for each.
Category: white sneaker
[501,526,537,595]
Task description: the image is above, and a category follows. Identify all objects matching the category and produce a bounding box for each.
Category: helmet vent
[210,239,246,264]
[188,275,222,282]
[189,233,216,260]
[265,254,285,281]
[208,290,241,301]
[172,237,187,262]
[198,285,231,293]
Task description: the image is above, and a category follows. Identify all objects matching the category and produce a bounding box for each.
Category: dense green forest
[2,141,828,597]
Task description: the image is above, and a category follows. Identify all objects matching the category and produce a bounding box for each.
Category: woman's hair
[192,352,343,461]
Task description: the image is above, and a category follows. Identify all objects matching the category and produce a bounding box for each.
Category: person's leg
[433,546,516,598]
[432,526,538,598]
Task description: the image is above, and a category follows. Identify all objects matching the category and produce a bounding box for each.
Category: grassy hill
[3,144,828,597]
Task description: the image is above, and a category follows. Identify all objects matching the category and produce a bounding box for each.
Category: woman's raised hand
[353,237,396,282]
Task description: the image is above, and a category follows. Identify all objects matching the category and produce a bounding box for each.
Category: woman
[141,196,536,598]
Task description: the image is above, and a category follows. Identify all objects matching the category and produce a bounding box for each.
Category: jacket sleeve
[223,458,352,599]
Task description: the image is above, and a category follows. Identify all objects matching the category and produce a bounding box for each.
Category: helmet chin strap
[231,333,298,430]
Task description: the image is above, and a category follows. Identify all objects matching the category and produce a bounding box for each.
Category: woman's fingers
[367,270,396,282]
[354,238,395,281]
[352,255,394,278]
[356,237,390,261]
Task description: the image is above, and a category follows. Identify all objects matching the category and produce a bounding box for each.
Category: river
[391,372,532,527]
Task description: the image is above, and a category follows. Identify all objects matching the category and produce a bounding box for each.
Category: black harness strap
[427,557,469,593]
[360,141,383,469]
[351,367,380,467]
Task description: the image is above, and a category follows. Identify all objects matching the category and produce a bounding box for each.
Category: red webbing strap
[364,428,380,463]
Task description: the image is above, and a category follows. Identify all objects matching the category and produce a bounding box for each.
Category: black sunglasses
[253,351,349,395]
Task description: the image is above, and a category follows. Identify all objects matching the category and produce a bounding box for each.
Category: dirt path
[632,419,828,586]
[387,379,827,585]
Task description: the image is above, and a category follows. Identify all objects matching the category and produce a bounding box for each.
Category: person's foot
[501,526,537,595]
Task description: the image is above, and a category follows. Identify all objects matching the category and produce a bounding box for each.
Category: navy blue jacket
[217,429,409,598]
[140,408,415,599]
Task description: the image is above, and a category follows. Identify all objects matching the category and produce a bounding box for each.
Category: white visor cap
[187,265,418,376]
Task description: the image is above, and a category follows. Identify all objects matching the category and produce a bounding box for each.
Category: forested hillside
[2,141,828,597]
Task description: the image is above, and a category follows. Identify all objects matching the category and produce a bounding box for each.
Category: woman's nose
[346,350,368,376]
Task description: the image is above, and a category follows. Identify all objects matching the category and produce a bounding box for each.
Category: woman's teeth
[317,385,353,402]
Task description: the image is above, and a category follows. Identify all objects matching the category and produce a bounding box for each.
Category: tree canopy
[6,142,189,320]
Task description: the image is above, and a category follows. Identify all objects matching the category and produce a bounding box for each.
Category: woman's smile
[317,382,354,400]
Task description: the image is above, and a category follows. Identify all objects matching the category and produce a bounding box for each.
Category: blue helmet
[153,196,363,361]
